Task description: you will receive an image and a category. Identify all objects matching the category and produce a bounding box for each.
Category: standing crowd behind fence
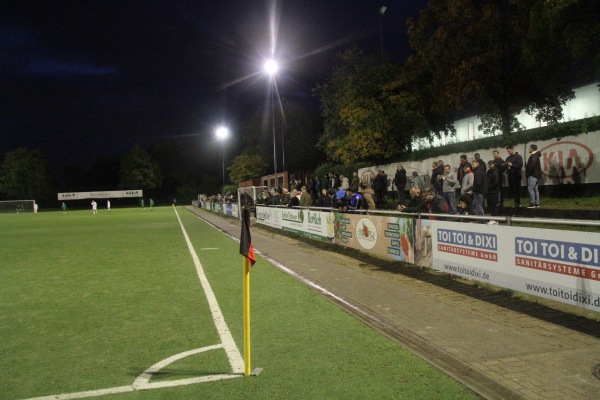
[207,145,547,218]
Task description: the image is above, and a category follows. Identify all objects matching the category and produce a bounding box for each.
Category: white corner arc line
[133,344,225,387]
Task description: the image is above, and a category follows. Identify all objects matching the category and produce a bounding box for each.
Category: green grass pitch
[0,207,478,399]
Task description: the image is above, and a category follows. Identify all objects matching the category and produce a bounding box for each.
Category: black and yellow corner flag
[240,207,258,377]
[240,208,256,266]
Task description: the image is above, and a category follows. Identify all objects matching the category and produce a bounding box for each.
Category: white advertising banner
[432,220,600,312]
[256,206,283,230]
[358,130,600,189]
[58,190,143,200]
[255,206,414,262]
[256,206,332,241]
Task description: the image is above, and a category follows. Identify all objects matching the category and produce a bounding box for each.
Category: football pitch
[0,206,478,399]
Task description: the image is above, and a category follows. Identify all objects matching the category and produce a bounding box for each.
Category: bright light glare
[263,59,278,75]
[215,126,229,140]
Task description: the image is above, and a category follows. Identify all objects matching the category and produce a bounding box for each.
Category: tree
[406,0,579,138]
[528,0,600,85]
[314,48,425,165]
[0,147,54,201]
[227,152,268,184]
[119,145,162,191]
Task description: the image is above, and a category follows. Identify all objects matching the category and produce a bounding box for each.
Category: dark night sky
[0,0,427,170]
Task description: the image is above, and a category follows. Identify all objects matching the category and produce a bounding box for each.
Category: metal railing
[262,204,600,228]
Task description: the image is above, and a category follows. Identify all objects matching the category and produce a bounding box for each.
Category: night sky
[1,0,427,171]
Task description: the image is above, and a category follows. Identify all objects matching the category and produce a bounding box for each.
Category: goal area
[0,200,35,213]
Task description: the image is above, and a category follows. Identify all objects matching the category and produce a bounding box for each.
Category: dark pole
[272,84,277,175]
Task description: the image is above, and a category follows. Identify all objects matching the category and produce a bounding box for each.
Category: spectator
[474,153,486,171]
[461,164,474,195]
[526,144,542,208]
[360,182,376,210]
[458,193,475,215]
[471,159,488,215]
[400,187,447,214]
[440,164,458,214]
[340,175,350,190]
[393,164,407,205]
[431,160,444,196]
[350,172,360,192]
[373,170,387,206]
[310,176,319,200]
[409,171,424,191]
[330,188,343,209]
[397,186,424,212]
[505,145,524,207]
[423,187,448,214]
[299,186,313,207]
[457,154,472,188]
[318,188,332,208]
[288,189,300,208]
[330,173,341,189]
[281,188,290,205]
[486,161,501,216]
[430,161,440,190]
[268,189,281,205]
[492,149,506,209]
[345,188,364,212]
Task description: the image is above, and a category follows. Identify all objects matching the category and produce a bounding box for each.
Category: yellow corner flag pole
[240,207,260,377]
[243,256,251,377]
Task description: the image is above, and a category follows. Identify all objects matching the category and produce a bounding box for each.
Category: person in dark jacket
[397,186,424,212]
[287,189,300,208]
[505,146,524,207]
[458,193,476,216]
[317,188,332,208]
[400,187,447,215]
[486,161,500,216]
[268,190,281,205]
[491,149,506,209]
[457,154,472,189]
[471,160,488,215]
[526,144,542,208]
[373,170,387,206]
[430,161,444,196]
[393,164,407,205]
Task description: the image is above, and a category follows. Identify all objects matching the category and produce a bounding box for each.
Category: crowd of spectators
[395,145,540,221]
[208,145,540,220]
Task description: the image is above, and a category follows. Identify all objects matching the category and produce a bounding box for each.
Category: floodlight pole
[264,59,279,176]
[281,97,285,173]
[215,127,229,190]
[379,6,387,62]
[271,84,277,175]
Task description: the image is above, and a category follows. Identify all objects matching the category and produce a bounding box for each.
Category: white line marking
[172,207,244,372]
[25,372,241,400]
[22,208,244,400]
[133,344,225,387]
[200,247,219,250]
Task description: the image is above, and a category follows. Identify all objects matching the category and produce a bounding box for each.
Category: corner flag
[240,208,256,266]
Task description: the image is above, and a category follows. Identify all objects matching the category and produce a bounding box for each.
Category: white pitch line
[172,207,244,373]
[133,344,225,387]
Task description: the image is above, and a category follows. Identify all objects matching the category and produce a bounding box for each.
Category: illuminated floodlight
[215,126,229,140]
[263,59,278,76]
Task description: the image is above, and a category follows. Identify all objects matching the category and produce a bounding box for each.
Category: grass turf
[0,207,478,399]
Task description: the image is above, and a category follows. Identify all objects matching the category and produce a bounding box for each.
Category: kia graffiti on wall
[540,141,593,184]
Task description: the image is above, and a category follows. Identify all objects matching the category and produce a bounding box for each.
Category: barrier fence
[199,201,600,313]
